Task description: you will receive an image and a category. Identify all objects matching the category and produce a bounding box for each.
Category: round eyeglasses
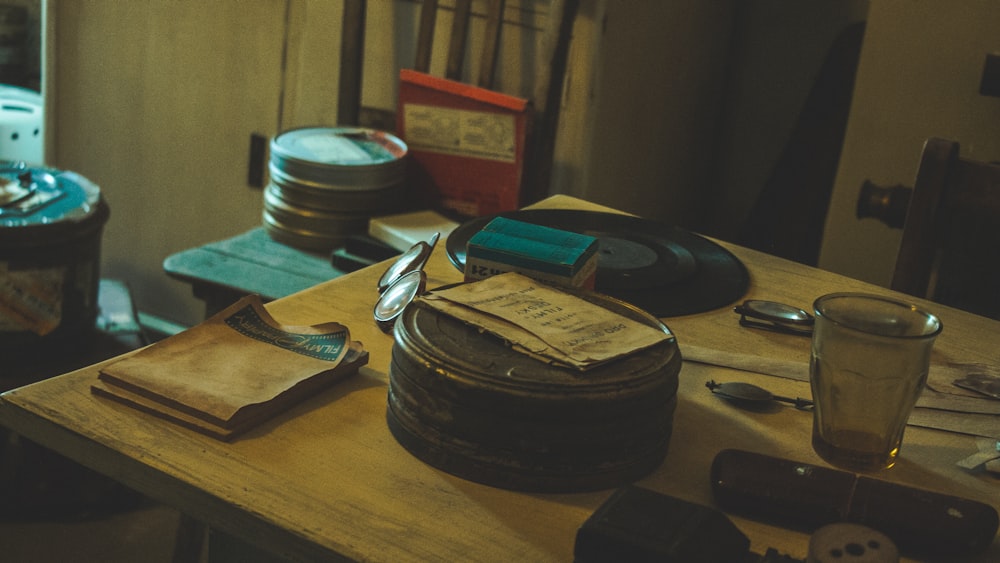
[733,299,814,336]
[373,232,439,333]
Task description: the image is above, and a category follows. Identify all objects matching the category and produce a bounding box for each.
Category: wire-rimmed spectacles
[733,299,814,336]
[373,232,439,333]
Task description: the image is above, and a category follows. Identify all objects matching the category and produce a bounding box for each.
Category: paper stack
[92,295,368,440]
[368,209,459,252]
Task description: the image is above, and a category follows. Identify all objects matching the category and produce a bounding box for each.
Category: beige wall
[820,0,1000,285]
[42,0,874,327]
[706,0,869,240]
[44,1,288,327]
[551,1,735,228]
[43,0,564,327]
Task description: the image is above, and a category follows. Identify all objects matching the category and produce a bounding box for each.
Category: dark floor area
[1,280,195,562]
[0,393,191,563]
[0,495,184,563]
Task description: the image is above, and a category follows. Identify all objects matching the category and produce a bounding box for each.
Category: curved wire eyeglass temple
[373,232,440,333]
[706,380,813,410]
[733,299,814,336]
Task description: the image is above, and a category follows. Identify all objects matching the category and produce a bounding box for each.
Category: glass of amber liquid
[810,293,942,472]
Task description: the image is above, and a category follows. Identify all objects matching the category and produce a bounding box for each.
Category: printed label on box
[403,104,516,163]
[464,226,599,290]
[464,255,597,289]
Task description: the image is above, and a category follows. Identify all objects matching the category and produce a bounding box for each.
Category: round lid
[0,163,106,229]
[393,287,680,396]
[270,127,407,168]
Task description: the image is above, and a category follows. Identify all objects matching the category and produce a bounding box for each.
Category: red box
[396,68,531,217]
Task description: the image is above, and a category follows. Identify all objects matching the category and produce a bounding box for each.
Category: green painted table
[163,227,345,318]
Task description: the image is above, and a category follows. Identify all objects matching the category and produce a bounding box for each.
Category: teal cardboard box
[464,217,599,289]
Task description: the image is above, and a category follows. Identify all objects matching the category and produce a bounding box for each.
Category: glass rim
[813,292,943,339]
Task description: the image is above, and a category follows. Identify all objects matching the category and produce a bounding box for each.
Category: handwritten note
[420,273,671,370]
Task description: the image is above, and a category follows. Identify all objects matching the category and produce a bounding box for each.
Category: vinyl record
[445,209,749,317]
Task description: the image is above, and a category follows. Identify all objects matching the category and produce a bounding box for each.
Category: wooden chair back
[858,137,1000,319]
[414,0,579,205]
[337,0,578,205]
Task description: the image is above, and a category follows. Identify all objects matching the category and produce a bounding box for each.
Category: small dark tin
[386,289,681,493]
[0,164,110,361]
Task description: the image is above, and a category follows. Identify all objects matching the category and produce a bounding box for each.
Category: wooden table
[2,195,998,562]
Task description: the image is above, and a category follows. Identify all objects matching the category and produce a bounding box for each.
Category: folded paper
[420,273,671,370]
[93,295,368,440]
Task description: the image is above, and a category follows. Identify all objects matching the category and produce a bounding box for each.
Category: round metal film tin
[264,127,410,250]
[386,289,681,493]
[0,163,109,359]
[269,126,407,190]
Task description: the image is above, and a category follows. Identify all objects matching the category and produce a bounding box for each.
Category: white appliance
[0,84,42,165]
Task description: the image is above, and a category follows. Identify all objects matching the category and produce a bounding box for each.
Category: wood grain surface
[2,195,997,562]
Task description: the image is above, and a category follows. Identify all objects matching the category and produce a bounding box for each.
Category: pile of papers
[420,273,673,371]
[92,295,368,440]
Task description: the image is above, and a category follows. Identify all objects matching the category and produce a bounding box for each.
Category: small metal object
[373,232,439,332]
[952,373,1000,400]
[374,269,427,333]
[734,299,814,336]
[377,232,438,293]
[706,380,813,410]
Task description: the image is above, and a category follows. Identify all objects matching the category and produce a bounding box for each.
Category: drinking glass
[810,292,942,471]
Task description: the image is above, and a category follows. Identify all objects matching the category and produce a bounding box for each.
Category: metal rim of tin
[263,188,371,234]
[264,179,407,214]
[269,126,407,191]
[268,162,405,194]
[387,333,679,426]
[270,157,405,191]
[270,126,408,164]
[262,211,355,251]
[385,396,676,493]
[385,289,681,493]
[393,288,677,395]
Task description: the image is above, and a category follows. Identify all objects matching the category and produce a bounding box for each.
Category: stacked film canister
[264,126,409,251]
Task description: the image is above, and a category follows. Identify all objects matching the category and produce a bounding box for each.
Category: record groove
[445,209,749,317]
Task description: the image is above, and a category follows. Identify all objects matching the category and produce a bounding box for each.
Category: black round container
[0,163,109,361]
[387,291,681,493]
